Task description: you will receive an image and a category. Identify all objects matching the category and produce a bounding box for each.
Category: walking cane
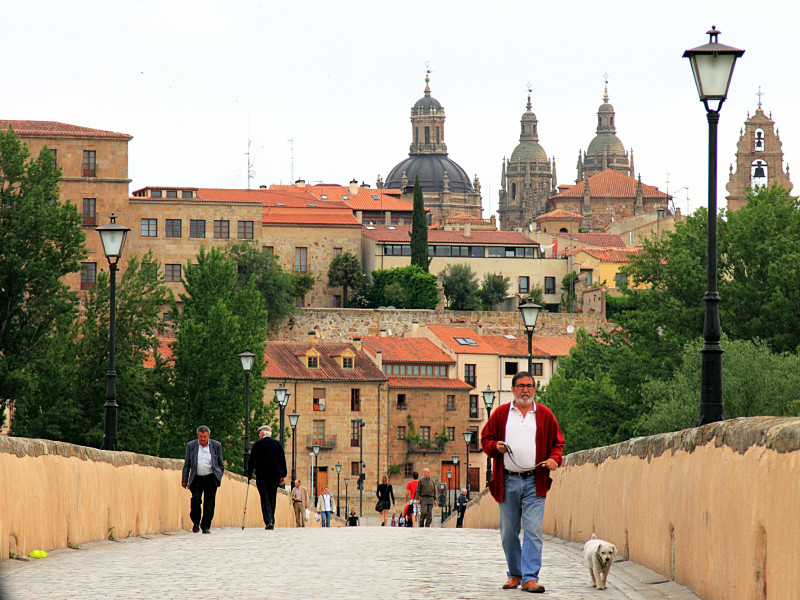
[242,479,251,530]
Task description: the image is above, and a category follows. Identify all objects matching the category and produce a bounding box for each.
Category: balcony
[407,439,446,454]
[305,435,336,450]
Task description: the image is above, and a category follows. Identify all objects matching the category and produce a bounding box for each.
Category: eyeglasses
[514,384,535,389]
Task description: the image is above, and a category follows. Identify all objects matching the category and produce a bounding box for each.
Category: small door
[468,466,480,493]
[317,467,328,497]
[441,463,458,491]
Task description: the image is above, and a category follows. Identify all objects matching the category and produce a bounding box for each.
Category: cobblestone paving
[0,527,701,600]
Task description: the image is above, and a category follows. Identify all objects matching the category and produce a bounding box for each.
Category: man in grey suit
[181,425,225,534]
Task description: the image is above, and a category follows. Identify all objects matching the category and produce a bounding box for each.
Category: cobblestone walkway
[0,527,701,600]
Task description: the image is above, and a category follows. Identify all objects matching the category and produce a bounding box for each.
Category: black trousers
[456,508,466,528]
[190,474,218,530]
[256,475,281,527]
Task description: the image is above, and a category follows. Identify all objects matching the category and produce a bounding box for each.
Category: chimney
[355,210,363,224]
[477,322,484,335]
[295,179,306,188]
[385,211,391,225]
[379,329,387,337]
[375,350,383,371]
[352,337,362,351]
[349,179,358,195]
[411,320,420,337]
[307,330,317,342]
[464,223,471,237]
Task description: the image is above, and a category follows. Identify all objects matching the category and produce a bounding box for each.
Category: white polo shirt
[196,443,213,476]
[504,401,538,471]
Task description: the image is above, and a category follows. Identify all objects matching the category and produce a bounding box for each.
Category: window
[469,394,479,419]
[165,219,182,238]
[434,246,452,256]
[80,262,96,290]
[471,246,485,257]
[464,364,477,387]
[294,247,307,272]
[396,394,407,410]
[190,220,205,238]
[488,246,504,257]
[455,337,478,347]
[82,198,96,226]
[182,190,193,199]
[531,362,543,377]
[519,276,530,295]
[238,220,254,239]
[165,264,181,282]
[333,247,343,257]
[615,272,628,288]
[351,461,360,476]
[447,427,455,441]
[313,387,325,411]
[351,388,360,411]
[404,463,413,477]
[166,190,178,199]
[351,421,361,447]
[446,395,456,410]
[505,361,519,376]
[343,357,354,369]
[151,190,163,198]
[313,420,325,444]
[754,128,765,151]
[296,296,305,308]
[50,149,57,171]
[420,426,430,443]
[544,276,556,295]
[213,220,229,239]
[397,426,406,440]
[82,150,96,177]
[469,426,480,451]
[308,356,319,369]
[333,295,342,308]
[263,246,274,255]
[580,269,593,286]
[141,218,157,237]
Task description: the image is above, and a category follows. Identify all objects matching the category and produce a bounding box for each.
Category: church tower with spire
[577,81,633,181]
[498,91,556,230]
[726,95,792,212]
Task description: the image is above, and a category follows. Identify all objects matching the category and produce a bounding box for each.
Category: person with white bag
[291,479,309,527]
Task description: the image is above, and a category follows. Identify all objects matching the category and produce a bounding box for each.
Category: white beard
[515,395,534,406]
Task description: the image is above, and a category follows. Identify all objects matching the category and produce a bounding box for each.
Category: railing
[305,435,336,449]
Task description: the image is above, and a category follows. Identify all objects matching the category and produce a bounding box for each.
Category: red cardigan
[481,401,565,502]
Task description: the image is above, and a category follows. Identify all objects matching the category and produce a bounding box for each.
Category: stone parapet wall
[279,308,610,341]
[0,437,340,560]
[445,416,800,600]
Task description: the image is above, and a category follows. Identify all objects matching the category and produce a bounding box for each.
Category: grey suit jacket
[182,439,225,488]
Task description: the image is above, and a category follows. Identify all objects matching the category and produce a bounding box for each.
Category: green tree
[225,242,296,332]
[409,175,431,272]
[327,251,365,307]
[0,127,86,415]
[291,271,316,303]
[526,283,546,307]
[164,247,269,472]
[440,263,480,310]
[560,271,578,312]
[369,265,438,309]
[479,272,510,309]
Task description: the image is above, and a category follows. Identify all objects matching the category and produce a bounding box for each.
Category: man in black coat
[247,424,287,529]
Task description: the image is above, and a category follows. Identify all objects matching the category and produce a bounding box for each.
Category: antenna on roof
[246,135,257,191]
[287,139,295,183]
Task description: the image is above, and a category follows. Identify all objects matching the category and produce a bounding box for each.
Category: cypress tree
[410,175,430,272]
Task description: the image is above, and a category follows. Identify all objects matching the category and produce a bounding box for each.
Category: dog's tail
[591,533,597,539]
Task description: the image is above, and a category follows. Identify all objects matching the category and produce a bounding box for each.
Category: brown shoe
[502,577,521,589]
[521,580,545,593]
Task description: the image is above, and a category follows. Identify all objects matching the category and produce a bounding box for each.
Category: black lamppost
[355,417,365,515]
[451,454,459,514]
[344,477,350,521]
[463,429,474,500]
[274,383,289,448]
[312,443,321,505]
[96,215,130,451]
[335,462,342,517]
[683,26,744,425]
[445,470,452,519]
[288,412,299,487]
[482,385,496,486]
[238,348,255,473]
[519,301,542,374]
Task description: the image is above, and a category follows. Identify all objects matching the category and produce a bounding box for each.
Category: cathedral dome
[385,154,473,193]
[510,140,548,164]
[413,94,442,114]
[587,132,625,157]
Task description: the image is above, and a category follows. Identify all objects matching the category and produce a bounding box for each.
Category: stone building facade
[726,104,793,212]
[576,84,634,181]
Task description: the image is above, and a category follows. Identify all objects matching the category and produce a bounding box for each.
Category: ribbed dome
[510,141,548,164]
[386,154,473,193]
[413,95,442,113]
[587,132,625,157]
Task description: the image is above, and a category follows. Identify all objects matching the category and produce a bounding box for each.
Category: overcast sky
[5,0,799,219]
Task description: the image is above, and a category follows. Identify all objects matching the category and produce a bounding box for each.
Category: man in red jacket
[481,371,564,594]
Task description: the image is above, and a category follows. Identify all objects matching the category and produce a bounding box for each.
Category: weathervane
[756,85,764,108]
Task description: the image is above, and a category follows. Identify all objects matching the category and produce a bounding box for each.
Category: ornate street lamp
[684,26,744,425]
[463,429,474,500]
[238,347,255,473]
[445,470,452,519]
[344,477,350,521]
[312,443,321,505]
[451,454,459,515]
[482,385,496,486]
[96,214,130,451]
[288,412,299,488]
[335,462,342,517]
[519,301,542,374]
[274,383,289,447]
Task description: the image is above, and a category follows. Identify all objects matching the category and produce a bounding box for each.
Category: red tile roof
[480,335,576,358]
[552,232,626,248]
[263,341,386,382]
[270,185,411,212]
[426,326,497,354]
[262,213,361,226]
[0,120,132,140]
[360,336,454,364]
[387,377,474,390]
[552,169,670,200]
[144,338,174,368]
[566,246,644,262]
[531,337,576,357]
[362,225,538,245]
[536,209,583,221]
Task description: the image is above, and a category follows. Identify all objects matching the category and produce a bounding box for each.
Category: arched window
[511,183,517,200]
[754,128,765,152]
[559,227,568,233]
[751,160,768,188]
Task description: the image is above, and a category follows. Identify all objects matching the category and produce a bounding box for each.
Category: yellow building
[564,246,647,291]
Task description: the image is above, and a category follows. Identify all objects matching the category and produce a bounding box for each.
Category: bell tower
[726,94,792,212]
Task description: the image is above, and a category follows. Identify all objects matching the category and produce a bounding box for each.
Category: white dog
[583,533,617,590]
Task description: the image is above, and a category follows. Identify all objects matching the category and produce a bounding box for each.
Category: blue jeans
[498,473,546,583]
[320,510,331,527]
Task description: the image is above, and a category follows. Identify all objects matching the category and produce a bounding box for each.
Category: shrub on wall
[369,265,438,309]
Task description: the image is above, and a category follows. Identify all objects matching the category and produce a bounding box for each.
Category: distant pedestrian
[456,488,468,528]
[391,514,397,527]
[247,425,287,530]
[347,510,360,526]
[291,480,309,527]
[398,513,405,527]
[181,425,225,534]
[315,486,336,527]
[415,468,437,527]
[376,474,394,526]
[405,471,420,527]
